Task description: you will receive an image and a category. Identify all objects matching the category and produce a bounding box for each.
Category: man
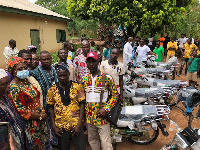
[63,41,74,65]
[148,34,154,51]
[136,39,154,64]
[47,63,86,150]
[159,34,165,47]
[123,37,133,71]
[3,39,18,69]
[73,41,91,83]
[31,54,39,71]
[75,40,94,56]
[194,36,200,47]
[18,49,32,69]
[179,38,198,75]
[82,52,118,150]
[189,34,194,44]
[164,33,170,56]
[31,51,58,149]
[100,48,125,101]
[166,37,178,62]
[53,48,76,81]
[187,49,200,87]
[177,34,188,50]
[153,41,164,62]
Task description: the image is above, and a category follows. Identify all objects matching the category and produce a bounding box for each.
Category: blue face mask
[17,70,29,79]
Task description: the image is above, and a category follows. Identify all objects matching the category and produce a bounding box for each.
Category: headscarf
[8,56,27,76]
[54,63,69,72]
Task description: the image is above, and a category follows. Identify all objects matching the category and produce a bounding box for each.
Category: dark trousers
[57,128,86,150]
[180,58,189,75]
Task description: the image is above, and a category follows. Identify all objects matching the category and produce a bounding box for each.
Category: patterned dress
[9,83,47,150]
[0,95,31,150]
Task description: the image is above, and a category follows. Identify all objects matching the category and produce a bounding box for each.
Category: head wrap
[27,45,37,51]
[54,63,69,72]
[8,57,27,76]
[0,69,8,79]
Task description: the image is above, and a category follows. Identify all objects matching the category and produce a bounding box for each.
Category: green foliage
[67,0,192,36]
[50,50,59,64]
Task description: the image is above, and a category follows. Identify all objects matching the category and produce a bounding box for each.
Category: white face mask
[130,42,133,45]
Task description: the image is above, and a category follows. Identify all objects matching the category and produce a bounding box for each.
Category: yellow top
[181,43,198,58]
[47,82,85,130]
[167,42,178,56]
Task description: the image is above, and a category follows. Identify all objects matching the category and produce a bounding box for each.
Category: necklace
[15,78,28,84]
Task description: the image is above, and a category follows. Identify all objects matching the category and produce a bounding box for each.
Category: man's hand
[53,127,63,137]
[71,124,81,136]
[72,110,79,118]
[97,108,107,118]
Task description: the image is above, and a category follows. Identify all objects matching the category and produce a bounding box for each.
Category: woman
[0,69,31,150]
[8,57,48,150]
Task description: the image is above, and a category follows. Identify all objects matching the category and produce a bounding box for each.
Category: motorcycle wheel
[130,127,159,145]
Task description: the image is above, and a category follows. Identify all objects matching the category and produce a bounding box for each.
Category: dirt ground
[55,42,200,150]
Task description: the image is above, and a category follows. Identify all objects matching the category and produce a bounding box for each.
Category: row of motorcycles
[110,56,200,150]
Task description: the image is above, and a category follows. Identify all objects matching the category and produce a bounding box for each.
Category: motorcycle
[161,86,200,150]
[111,105,170,149]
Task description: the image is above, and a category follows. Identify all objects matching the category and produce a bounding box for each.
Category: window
[56,29,66,43]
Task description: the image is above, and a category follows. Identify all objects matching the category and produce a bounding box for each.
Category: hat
[27,45,37,51]
[0,69,8,79]
[54,63,69,72]
[86,52,99,60]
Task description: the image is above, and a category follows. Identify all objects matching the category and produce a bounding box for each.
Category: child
[187,49,200,87]
[153,41,164,62]
[103,42,112,60]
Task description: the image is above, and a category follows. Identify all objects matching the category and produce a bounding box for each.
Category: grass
[68,36,80,39]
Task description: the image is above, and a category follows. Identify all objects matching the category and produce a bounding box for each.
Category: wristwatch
[39,114,43,121]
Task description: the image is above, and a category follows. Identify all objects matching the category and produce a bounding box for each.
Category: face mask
[17,70,29,79]
[130,42,133,45]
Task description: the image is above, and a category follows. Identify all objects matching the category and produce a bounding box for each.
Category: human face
[156,42,160,48]
[40,53,52,69]
[10,41,16,49]
[82,43,90,55]
[0,76,10,96]
[110,49,119,61]
[139,40,145,46]
[58,50,68,61]
[57,70,69,85]
[32,54,39,69]
[187,39,192,45]
[86,58,99,73]
[22,53,32,68]
[192,51,197,57]
[13,62,28,77]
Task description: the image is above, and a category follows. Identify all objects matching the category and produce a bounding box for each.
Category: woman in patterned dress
[8,57,48,150]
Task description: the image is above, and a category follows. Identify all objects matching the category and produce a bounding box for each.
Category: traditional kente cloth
[47,81,85,130]
[0,95,31,150]
[82,73,118,125]
[9,83,47,150]
[31,66,58,110]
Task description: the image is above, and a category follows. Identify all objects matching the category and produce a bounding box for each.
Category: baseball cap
[86,52,99,60]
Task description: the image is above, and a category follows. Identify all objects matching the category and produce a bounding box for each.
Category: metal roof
[0,0,71,21]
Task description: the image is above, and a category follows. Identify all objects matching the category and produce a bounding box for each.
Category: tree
[67,0,192,37]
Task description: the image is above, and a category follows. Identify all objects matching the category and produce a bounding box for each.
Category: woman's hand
[53,127,63,137]
[40,112,48,120]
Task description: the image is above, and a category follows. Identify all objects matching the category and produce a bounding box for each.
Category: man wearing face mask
[123,37,133,72]
[31,51,58,149]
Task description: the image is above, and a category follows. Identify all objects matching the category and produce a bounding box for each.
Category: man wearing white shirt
[3,39,18,69]
[123,37,133,71]
[177,34,188,49]
[136,39,154,66]
[189,34,194,44]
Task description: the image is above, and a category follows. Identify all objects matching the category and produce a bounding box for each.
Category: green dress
[153,46,164,62]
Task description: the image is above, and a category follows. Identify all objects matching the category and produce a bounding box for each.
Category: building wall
[0,11,68,69]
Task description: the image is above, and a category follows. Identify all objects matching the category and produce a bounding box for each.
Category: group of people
[1,39,125,150]
[123,34,200,87]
